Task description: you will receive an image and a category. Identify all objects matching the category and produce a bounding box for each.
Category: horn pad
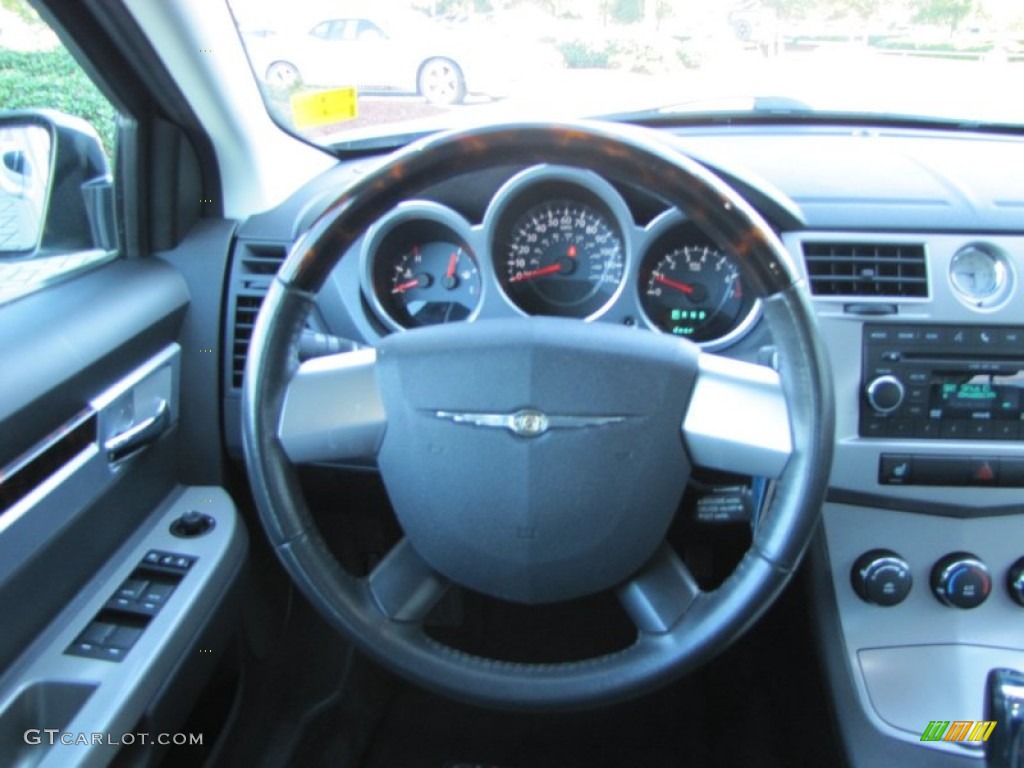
[375,318,699,604]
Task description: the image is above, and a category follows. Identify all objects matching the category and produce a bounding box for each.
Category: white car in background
[241,13,547,105]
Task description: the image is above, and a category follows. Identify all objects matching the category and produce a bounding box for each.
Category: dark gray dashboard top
[670,125,1024,232]
[237,124,1024,239]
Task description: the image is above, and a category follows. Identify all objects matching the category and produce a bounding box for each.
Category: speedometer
[499,199,625,318]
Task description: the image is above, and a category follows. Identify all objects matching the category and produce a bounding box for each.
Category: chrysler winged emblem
[434,408,626,438]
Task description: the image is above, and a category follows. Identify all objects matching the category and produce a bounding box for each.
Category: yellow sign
[291,88,358,129]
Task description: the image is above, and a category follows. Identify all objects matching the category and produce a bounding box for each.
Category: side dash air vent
[802,242,928,298]
[239,242,288,284]
[231,295,263,389]
[227,240,292,393]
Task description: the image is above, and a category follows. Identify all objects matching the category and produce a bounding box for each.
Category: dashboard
[223,122,1024,768]
[359,165,759,349]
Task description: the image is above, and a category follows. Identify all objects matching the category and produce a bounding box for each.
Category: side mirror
[0,109,115,256]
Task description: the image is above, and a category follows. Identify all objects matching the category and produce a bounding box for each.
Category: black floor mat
[358,572,841,768]
[361,675,713,768]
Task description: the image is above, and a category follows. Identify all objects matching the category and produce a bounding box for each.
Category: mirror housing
[0,109,115,257]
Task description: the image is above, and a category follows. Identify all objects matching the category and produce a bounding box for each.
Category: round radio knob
[851,549,913,606]
[1007,558,1024,607]
[931,552,991,609]
[866,375,905,414]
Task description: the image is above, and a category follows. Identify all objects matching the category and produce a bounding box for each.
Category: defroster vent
[802,242,927,298]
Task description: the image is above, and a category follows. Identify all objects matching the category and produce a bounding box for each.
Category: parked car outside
[239,10,558,105]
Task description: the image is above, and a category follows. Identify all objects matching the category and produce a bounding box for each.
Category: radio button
[1001,329,1022,346]
[940,421,969,439]
[866,327,891,342]
[914,420,939,439]
[967,422,993,440]
[867,375,905,414]
[907,371,930,385]
[922,328,943,344]
[888,420,914,438]
[907,386,928,403]
[993,422,1020,440]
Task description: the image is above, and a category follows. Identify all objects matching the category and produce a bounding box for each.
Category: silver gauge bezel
[483,165,633,322]
[637,210,762,352]
[360,201,482,333]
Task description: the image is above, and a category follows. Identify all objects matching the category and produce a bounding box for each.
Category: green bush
[0,47,118,161]
[557,38,618,68]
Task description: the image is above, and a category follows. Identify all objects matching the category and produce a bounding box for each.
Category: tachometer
[499,199,624,318]
[640,243,758,345]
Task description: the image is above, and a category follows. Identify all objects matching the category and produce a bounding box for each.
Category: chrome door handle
[104,399,170,463]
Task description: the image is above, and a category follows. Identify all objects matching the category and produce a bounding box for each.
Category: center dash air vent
[802,242,927,298]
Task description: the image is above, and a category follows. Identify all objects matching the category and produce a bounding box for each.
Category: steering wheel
[241,122,834,710]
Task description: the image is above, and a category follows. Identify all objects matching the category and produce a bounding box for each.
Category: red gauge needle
[654,274,695,295]
[391,278,421,294]
[446,251,459,279]
[509,263,563,283]
[567,245,577,258]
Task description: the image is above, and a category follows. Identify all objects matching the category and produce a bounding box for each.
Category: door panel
[0,256,247,767]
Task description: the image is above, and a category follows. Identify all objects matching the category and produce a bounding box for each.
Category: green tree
[761,0,815,21]
[911,0,973,34]
[608,0,643,24]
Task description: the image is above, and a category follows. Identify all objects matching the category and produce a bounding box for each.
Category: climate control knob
[851,549,913,606]
[866,375,905,414]
[931,552,991,609]
[1007,558,1024,607]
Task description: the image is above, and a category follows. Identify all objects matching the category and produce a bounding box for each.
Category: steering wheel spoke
[367,538,449,623]
[278,348,386,465]
[617,543,702,635]
[682,352,793,479]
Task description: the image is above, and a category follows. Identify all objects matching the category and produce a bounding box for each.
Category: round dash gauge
[640,241,758,347]
[366,213,481,330]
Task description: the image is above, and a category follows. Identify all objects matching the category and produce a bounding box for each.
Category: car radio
[860,324,1024,440]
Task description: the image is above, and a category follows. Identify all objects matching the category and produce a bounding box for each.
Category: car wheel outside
[265,61,301,89]
[418,58,466,106]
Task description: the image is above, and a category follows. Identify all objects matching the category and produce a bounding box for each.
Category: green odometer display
[641,243,756,343]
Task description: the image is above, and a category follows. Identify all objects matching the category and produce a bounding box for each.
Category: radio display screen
[932,377,1021,416]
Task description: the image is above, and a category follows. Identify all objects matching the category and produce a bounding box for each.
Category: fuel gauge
[384,242,480,327]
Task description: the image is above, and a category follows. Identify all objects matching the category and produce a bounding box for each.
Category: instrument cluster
[360,165,760,349]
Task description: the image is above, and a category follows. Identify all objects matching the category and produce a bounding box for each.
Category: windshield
[227,0,1024,150]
